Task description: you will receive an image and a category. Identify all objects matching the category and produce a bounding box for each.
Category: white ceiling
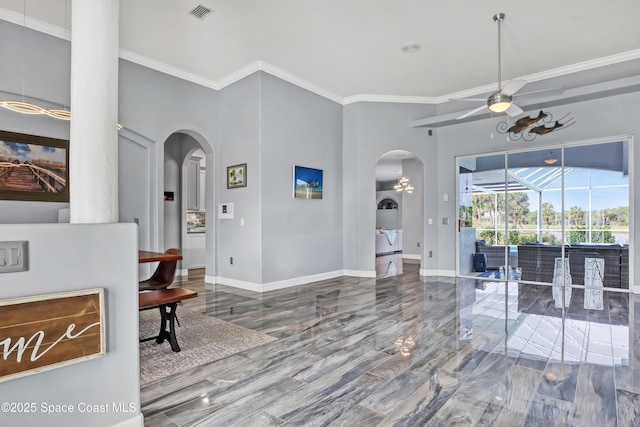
[1,0,639,107]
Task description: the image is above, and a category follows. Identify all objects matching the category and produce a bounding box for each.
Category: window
[458,139,630,290]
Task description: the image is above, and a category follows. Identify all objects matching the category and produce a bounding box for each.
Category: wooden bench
[139,288,198,352]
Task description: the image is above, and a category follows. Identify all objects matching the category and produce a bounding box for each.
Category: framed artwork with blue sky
[0,130,69,202]
[293,165,323,199]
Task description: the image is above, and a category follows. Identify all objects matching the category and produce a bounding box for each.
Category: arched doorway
[374,150,424,277]
[163,131,214,277]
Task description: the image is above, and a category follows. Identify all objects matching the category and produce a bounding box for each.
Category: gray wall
[401,158,424,257]
[342,102,436,274]
[215,72,343,286]
[163,134,183,252]
[217,72,262,284]
[0,21,71,223]
[260,73,343,283]
[118,60,219,278]
[0,223,140,427]
[0,20,219,276]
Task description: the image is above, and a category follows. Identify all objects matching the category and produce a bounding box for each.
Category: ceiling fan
[455,13,559,120]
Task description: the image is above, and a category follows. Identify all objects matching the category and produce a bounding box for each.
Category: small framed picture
[227,163,247,189]
[293,165,323,199]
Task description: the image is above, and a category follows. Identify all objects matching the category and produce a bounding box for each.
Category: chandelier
[394,176,413,193]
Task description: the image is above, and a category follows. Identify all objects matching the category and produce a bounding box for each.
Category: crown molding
[520,49,640,84]
[215,61,263,90]
[435,49,640,104]
[343,94,438,105]
[258,62,344,104]
[3,9,640,107]
[0,7,69,40]
[118,49,220,90]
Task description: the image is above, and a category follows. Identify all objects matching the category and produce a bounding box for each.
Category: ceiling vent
[190,4,212,19]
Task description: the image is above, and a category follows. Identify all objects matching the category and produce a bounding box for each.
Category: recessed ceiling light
[400,43,421,54]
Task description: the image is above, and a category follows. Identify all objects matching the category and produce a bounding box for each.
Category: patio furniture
[475,240,509,270]
[517,243,628,289]
[518,244,564,283]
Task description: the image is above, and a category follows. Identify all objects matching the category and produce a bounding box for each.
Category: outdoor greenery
[470,191,628,245]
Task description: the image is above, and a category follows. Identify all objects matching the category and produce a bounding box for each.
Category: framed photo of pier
[293,165,323,199]
[0,130,69,202]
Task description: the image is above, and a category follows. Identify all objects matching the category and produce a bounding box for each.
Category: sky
[0,141,66,164]
[294,165,323,189]
[528,168,629,211]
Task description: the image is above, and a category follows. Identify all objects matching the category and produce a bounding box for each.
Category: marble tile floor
[142,266,640,426]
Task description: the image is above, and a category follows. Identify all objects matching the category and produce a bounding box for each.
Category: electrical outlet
[417,242,420,247]
[230,257,233,265]
[429,251,433,258]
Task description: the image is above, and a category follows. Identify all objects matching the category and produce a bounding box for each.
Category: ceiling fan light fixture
[544,152,559,165]
[487,92,512,113]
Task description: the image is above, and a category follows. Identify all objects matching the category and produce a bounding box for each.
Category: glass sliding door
[507,148,564,287]
[563,142,630,291]
[457,139,630,291]
[458,153,509,279]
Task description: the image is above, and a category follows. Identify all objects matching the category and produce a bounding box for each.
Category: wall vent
[190,4,212,19]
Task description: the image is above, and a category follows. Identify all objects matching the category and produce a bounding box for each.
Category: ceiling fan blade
[505,103,523,117]
[501,79,527,96]
[456,105,488,120]
[514,87,564,99]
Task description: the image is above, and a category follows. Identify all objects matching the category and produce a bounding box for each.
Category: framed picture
[0,130,69,202]
[293,165,323,199]
[227,163,247,189]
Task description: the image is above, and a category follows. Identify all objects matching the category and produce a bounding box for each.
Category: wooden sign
[0,288,105,383]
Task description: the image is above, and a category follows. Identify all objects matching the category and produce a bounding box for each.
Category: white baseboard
[206,268,462,292]
[261,270,345,292]
[343,269,377,278]
[176,269,188,277]
[110,414,143,427]
[206,269,375,292]
[402,254,421,260]
[420,269,456,277]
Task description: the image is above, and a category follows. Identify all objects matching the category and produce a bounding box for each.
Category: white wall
[0,223,140,427]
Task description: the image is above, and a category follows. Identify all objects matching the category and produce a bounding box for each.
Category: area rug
[139,308,277,386]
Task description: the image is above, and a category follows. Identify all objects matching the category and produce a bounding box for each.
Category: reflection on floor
[375,252,404,278]
[142,267,640,426]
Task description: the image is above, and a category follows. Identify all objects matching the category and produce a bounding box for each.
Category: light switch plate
[0,241,28,273]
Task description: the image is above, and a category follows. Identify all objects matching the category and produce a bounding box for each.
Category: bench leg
[156,303,181,352]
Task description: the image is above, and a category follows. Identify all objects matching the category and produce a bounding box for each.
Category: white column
[69,0,120,223]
